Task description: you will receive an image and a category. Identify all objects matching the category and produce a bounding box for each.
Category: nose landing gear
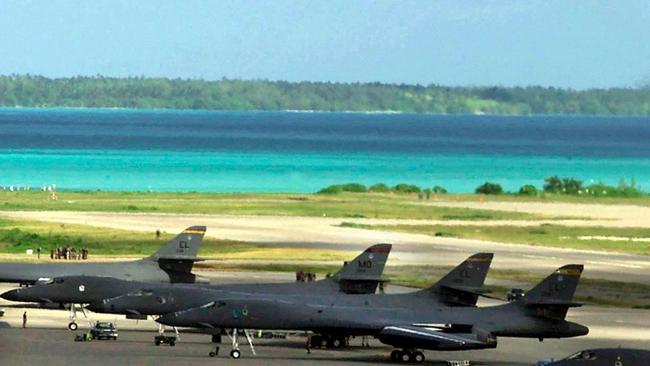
[68,303,91,331]
[221,328,255,359]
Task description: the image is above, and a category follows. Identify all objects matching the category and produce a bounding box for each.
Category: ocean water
[1,108,649,193]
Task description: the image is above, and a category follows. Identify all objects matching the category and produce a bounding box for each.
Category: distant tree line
[318,177,645,197]
[1,75,650,115]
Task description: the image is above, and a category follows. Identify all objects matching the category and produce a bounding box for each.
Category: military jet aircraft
[0,225,206,329]
[537,348,650,366]
[0,225,207,285]
[157,264,588,362]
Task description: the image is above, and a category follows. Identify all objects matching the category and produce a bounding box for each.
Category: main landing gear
[390,349,425,363]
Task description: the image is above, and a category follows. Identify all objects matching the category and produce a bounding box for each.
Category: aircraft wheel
[390,350,402,361]
[230,349,241,359]
[155,340,161,346]
[332,338,343,348]
[413,351,425,363]
[169,340,175,347]
[209,352,216,357]
[68,322,78,331]
[400,351,411,363]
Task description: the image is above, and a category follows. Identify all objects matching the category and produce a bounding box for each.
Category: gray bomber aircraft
[538,348,650,366]
[0,225,207,285]
[0,225,207,329]
[2,243,394,335]
[157,264,588,362]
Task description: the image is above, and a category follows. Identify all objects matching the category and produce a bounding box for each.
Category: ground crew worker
[305,332,312,354]
[361,335,370,347]
[22,311,27,328]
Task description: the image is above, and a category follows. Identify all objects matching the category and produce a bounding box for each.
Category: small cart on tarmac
[154,334,177,346]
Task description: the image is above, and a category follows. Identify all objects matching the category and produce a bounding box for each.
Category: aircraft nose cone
[574,324,589,336]
[1,289,21,301]
[85,302,104,313]
[156,313,175,326]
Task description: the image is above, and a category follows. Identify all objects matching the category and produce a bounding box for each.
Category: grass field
[340,222,650,255]
[0,190,625,219]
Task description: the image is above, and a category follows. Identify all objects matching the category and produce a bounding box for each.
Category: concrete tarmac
[2,278,650,366]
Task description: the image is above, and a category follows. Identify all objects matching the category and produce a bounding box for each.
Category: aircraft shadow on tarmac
[0,321,10,328]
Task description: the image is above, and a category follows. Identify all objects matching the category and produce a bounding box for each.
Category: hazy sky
[0,0,648,88]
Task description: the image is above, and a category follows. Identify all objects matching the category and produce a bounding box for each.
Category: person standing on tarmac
[22,311,27,328]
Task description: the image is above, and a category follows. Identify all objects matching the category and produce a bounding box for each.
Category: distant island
[1,75,649,116]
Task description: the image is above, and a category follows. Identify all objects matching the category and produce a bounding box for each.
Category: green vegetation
[368,183,390,193]
[0,191,544,220]
[2,75,650,115]
[340,222,650,255]
[475,182,503,195]
[318,182,441,196]
[317,183,368,194]
[540,176,645,197]
[518,184,539,196]
[432,186,448,194]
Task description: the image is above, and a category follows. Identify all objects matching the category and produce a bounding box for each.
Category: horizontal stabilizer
[156,256,206,261]
[439,284,490,295]
[525,301,583,308]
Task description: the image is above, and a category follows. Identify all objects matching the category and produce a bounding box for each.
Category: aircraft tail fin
[421,253,493,306]
[522,264,584,320]
[151,226,206,260]
[148,226,206,283]
[330,243,391,294]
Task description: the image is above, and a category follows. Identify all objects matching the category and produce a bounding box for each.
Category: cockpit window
[200,301,226,309]
[565,351,597,360]
[128,289,153,297]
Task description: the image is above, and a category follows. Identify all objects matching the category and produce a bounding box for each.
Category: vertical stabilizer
[419,253,493,306]
[522,264,584,320]
[151,226,206,260]
[525,264,583,304]
[330,243,392,294]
